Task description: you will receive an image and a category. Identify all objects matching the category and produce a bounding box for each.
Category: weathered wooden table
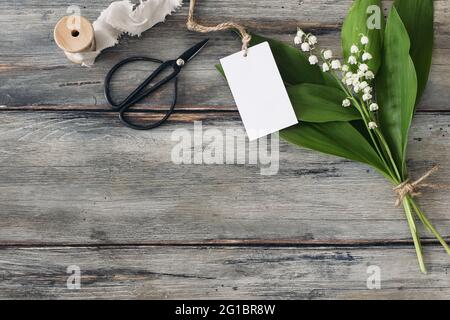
[0,0,449,300]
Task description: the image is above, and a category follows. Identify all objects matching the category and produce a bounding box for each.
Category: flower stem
[409,198,450,255]
[357,99,403,182]
[403,197,427,274]
[373,128,403,181]
[329,72,396,179]
[329,72,428,272]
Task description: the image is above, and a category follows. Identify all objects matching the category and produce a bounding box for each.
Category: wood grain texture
[0,0,449,110]
[0,111,449,245]
[1,246,449,300]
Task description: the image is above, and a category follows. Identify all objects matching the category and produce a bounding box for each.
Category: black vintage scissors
[104,39,209,130]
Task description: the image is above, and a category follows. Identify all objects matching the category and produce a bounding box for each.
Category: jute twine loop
[187,0,252,56]
[393,166,449,206]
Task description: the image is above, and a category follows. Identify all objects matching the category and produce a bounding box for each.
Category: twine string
[187,0,251,56]
[393,166,450,206]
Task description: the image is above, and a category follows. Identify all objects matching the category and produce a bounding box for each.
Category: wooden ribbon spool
[54,16,96,64]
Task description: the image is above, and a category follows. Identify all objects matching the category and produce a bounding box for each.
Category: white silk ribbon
[67,0,183,66]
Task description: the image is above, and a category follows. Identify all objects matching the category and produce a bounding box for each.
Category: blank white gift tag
[220,42,298,141]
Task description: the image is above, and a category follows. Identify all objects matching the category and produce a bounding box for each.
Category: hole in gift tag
[71,30,80,38]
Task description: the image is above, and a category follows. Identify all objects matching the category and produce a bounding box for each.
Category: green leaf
[321,71,343,90]
[394,0,434,105]
[281,122,387,174]
[376,6,418,178]
[342,0,384,74]
[287,84,361,123]
[216,64,225,78]
[249,34,325,86]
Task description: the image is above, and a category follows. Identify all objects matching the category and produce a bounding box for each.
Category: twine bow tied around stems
[186,0,252,56]
[393,166,449,207]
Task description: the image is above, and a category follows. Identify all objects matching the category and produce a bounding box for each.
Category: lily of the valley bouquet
[219,0,448,273]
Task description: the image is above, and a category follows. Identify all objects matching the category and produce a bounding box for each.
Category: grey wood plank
[0,111,449,245]
[0,245,449,299]
[0,0,449,110]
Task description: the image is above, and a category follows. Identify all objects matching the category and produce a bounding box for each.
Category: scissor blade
[178,39,209,64]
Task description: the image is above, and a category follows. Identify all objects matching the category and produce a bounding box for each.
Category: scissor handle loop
[104,56,180,130]
[119,78,178,131]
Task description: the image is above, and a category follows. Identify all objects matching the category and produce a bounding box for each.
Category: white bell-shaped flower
[359,64,369,72]
[309,55,319,65]
[322,63,330,72]
[359,81,369,90]
[350,45,359,54]
[362,52,373,61]
[301,42,311,52]
[370,103,379,112]
[308,35,318,45]
[364,86,373,94]
[331,60,341,70]
[323,50,333,60]
[368,122,378,130]
[342,99,351,107]
[361,36,369,45]
[365,71,375,80]
[363,93,373,101]
[348,56,357,65]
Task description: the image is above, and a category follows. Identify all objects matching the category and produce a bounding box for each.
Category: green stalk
[374,128,403,181]
[403,197,427,274]
[329,72,396,180]
[328,69,433,274]
[369,131,428,272]
[357,99,403,182]
[351,97,398,179]
[409,198,450,255]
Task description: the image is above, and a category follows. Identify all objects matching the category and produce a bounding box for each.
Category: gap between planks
[0,238,449,250]
[1,108,450,114]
